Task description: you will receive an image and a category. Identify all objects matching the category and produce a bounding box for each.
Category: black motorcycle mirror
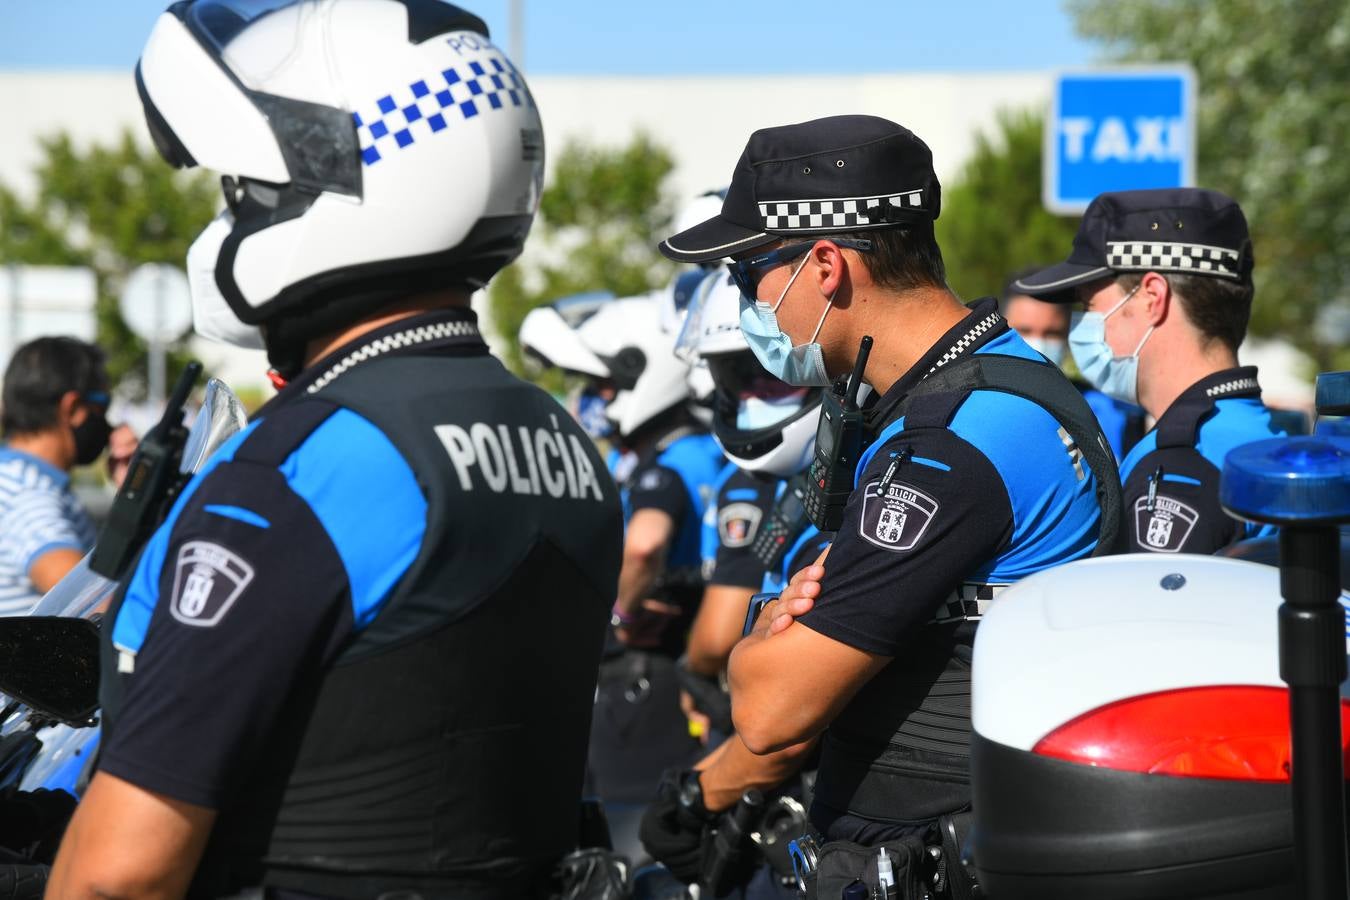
[0,616,100,726]
[1220,369,1350,900]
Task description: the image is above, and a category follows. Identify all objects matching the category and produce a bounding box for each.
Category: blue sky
[0,0,1098,74]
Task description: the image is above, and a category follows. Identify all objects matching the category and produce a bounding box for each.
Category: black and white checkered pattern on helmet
[757,190,925,232]
[353,55,532,167]
[1106,241,1242,279]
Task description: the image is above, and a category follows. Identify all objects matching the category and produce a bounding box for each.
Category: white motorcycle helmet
[577,293,693,441]
[519,301,609,379]
[136,0,544,376]
[519,294,615,439]
[657,270,716,424]
[676,267,822,478]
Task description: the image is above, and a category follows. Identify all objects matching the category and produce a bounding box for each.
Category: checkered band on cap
[758,190,925,232]
[352,53,533,167]
[1106,241,1243,280]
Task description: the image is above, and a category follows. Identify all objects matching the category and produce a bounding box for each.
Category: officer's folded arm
[727,613,889,755]
[695,729,821,812]
[47,771,215,900]
[614,507,676,618]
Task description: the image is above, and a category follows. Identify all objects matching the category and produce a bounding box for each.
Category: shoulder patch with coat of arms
[169,540,255,628]
[859,479,940,553]
[1133,494,1200,553]
[717,502,763,549]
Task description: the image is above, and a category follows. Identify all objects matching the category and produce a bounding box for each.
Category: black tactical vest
[102,314,623,898]
[813,355,1121,835]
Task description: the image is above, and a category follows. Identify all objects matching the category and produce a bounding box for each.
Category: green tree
[1068,0,1350,371]
[0,130,218,393]
[936,108,1081,303]
[488,133,677,377]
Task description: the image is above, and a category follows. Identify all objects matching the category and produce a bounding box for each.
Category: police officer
[1013,188,1286,554]
[564,293,725,862]
[677,268,825,739]
[644,269,825,898]
[1000,269,1147,461]
[656,115,1115,891]
[49,4,622,898]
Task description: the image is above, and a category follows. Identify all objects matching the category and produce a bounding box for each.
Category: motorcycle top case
[967,554,1350,900]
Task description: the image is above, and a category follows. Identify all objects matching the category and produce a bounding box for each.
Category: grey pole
[149,269,166,408]
[509,0,524,68]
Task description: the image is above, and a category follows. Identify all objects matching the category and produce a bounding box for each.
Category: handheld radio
[89,362,202,580]
[749,472,812,574]
[802,336,872,531]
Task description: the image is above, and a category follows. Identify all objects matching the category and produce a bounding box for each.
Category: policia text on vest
[437,417,608,501]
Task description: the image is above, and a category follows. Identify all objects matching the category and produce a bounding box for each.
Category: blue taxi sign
[1220,438,1350,526]
[1045,67,1197,215]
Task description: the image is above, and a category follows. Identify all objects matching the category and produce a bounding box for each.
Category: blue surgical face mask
[1069,285,1153,405]
[1023,336,1067,367]
[738,252,833,388]
[736,393,805,430]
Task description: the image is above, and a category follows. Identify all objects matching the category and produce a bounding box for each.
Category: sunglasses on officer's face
[727,238,874,299]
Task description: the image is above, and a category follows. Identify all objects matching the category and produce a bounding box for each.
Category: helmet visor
[673,277,709,363]
[706,350,802,404]
[179,0,341,101]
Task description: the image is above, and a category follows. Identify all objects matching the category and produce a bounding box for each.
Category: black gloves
[675,660,734,737]
[639,768,715,884]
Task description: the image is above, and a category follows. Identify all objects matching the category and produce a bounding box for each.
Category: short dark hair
[1116,273,1254,352]
[823,223,948,292]
[2,337,108,436]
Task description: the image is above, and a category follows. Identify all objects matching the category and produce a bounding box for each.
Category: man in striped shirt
[0,337,110,615]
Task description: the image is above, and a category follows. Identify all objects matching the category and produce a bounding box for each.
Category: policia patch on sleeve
[169,541,255,628]
[1134,494,1200,553]
[717,502,763,549]
[859,479,939,553]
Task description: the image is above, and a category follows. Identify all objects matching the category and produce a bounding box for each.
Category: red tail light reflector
[1032,686,1350,782]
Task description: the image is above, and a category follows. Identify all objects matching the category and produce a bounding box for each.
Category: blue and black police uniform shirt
[700,462,778,589]
[1119,366,1285,554]
[99,309,621,819]
[102,402,424,807]
[622,427,724,579]
[797,298,1102,655]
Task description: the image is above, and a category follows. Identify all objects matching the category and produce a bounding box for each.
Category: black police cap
[1014,188,1255,303]
[659,115,941,264]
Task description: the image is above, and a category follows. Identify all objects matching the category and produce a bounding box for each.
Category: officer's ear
[1137,271,1171,328]
[810,240,849,299]
[56,390,84,428]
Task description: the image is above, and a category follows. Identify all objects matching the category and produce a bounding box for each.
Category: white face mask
[186,212,265,350]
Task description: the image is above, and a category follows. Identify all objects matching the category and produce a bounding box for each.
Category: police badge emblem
[169,540,255,627]
[860,480,939,552]
[718,502,764,549]
[1133,494,1200,553]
